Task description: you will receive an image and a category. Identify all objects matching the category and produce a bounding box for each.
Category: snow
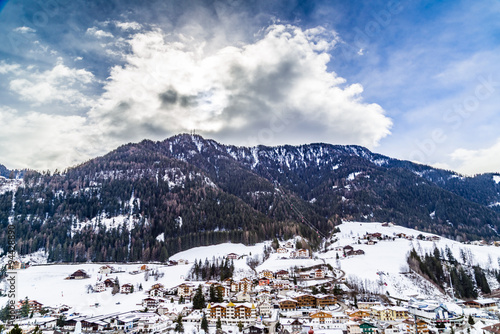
[430,211,435,219]
[347,172,362,181]
[175,216,183,228]
[226,148,238,160]
[169,242,267,279]
[191,135,204,153]
[71,213,143,236]
[5,221,500,320]
[170,242,266,262]
[251,147,259,169]
[163,168,186,188]
[156,233,165,242]
[257,253,321,273]
[493,175,500,184]
[247,191,272,197]
[0,249,48,267]
[0,263,191,316]
[202,176,217,188]
[320,222,500,299]
[372,159,388,166]
[0,176,23,195]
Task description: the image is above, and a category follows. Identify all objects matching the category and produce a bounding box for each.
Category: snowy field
[3,221,500,315]
[169,242,267,262]
[0,263,192,316]
[319,222,500,299]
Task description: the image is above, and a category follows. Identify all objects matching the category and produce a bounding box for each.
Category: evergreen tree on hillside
[209,285,217,303]
[193,285,205,309]
[473,266,490,294]
[8,324,22,334]
[175,315,184,333]
[201,314,208,332]
[20,297,30,318]
[112,277,120,295]
[216,288,223,303]
[445,245,456,263]
[0,303,10,322]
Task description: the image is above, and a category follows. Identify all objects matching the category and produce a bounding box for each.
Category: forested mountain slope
[1,134,499,262]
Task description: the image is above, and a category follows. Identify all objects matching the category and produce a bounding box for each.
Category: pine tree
[112,277,120,295]
[201,314,208,332]
[216,288,223,302]
[20,297,30,318]
[445,245,455,263]
[0,303,10,322]
[468,315,475,325]
[56,315,66,327]
[473,266,490,294]
[238,321,244,332]
[333,284,342,295]
[216,317,222,329]
[209,285,217,302]
[175,315,184,333]
[9,324,22,334]
[193,285,205,309]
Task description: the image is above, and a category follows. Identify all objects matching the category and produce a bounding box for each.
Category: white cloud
[89,24,392,148]
[0,62,20,74]
[450,139,500,175]
[86,27,114,38]
[0,24,393,171]
[114,21,143,31]
[13,26,36,33]
[0,107,91,170]
[6,61,95,107]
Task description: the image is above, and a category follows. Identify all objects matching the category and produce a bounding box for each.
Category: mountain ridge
[1,133,500,262]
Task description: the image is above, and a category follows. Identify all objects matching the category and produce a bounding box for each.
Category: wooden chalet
[120,283,134,294]
[295,294,317,309]
[104,278,115,287]
[279,299,298,311]
[66,269,89,280]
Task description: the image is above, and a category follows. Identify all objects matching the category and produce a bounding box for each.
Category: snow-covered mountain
[1,134,500,263]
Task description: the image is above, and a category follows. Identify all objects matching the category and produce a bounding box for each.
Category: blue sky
[0,0,499,175]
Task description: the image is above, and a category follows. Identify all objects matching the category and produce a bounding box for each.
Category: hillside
[1,134,500,262]
[4,222,500,317]
[0,165,9,178]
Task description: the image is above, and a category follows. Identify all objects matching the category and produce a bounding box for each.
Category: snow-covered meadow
[3,221,500,316]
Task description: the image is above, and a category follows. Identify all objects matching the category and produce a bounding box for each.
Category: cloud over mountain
[89,24,392,149]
